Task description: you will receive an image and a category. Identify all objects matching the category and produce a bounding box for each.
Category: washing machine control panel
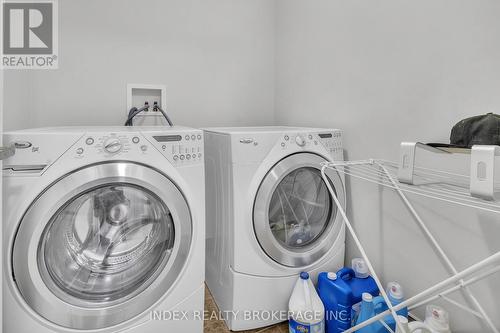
[151,132,204,164]
[93,134,133,156]
[71,133,134,158]
[71,131,203,165]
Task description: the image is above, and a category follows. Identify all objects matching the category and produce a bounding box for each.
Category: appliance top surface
[5,126,199,135]
[203,126,340,134]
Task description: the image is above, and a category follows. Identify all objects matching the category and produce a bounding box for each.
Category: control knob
[104,138,123,154]
[295,135,306,147]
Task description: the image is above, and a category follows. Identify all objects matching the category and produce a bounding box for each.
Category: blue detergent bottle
[317,258,379,333]
[318,271,352,332]
[370,282,409,333]
[355,293,379,333]
[349,258,380,325]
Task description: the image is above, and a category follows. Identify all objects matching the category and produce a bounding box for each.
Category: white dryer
[2,127,205,333]
[204,126,346,331]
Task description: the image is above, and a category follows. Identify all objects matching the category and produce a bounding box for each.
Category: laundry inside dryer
[268,167,334,248]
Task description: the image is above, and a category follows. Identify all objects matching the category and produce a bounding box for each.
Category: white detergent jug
[412,305,451,333]
[395,316,434,333]
[289,272,325,333]
[423,305,451,333]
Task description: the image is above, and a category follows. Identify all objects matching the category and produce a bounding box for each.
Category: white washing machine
[2,127,205,333]
[204,126,346,331]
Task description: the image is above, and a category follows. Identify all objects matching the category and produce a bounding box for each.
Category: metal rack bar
[321,159,500,333]
[375,161,499,333]
[408,264,500,311]
[328,161,500,214]
[398,142,500,201]
[320,165,406,333]
[341,249,500,332]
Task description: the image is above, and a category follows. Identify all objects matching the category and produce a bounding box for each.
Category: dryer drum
[268,167,332,248]
[253,153,346,268]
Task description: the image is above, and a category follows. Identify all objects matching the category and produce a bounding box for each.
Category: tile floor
[204,286,289,333]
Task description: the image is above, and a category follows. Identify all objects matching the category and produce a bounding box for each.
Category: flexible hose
[124,104,174,127]
[124,105,148,126]
[155,105,174,126]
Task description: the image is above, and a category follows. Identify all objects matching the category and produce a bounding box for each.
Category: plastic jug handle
[372,296,388,314]
[337,268,355,280]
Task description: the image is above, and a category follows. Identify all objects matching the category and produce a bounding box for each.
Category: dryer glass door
[254,153,345,267]
[12,162,192,330]
[268,167,332,248]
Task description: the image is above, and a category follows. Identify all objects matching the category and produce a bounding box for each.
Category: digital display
[153,135,182,142]
[318,133,333,139]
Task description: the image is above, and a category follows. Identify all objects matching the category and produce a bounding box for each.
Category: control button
[281,142,285,147]
[295,135,306,147]
[173,155,179,161]
[284,135,289,141]
[185,135,190,140]
[132,136,140,144]
[140,145,148,152]
[180,155,185,160]
[191,135,196,140]
[197,134,202,140]
[104,138,122,154]
[76,148,84,155]
[308,134,313,140]
[198,153,202,158]
[192,154,197,159]
[186,154,191,160]
[162,145,166,150]
[85,137,94,145]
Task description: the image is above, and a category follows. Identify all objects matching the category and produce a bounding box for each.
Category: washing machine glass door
[254,153,345,267]
[39,184,173,303]
[12,162,192,330]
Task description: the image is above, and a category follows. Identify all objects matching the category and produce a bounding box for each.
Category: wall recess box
[126,84,168,125]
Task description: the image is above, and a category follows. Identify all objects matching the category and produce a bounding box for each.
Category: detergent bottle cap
[362,293,373,302]
[395,316,410,333]
[300,272,310,280]
[327,272,337,281]
[425,305,450,330]
[386,282,404,300]
[352,258,370,278]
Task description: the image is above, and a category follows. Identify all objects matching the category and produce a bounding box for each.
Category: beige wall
[3,0,276,130]
[275,0,500,161]
[275,1,500,331]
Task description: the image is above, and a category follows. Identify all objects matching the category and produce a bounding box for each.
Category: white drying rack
[320,142,500,333]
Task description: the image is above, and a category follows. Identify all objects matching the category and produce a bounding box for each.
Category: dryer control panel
[317,130,344,161]
[278,129,344,160]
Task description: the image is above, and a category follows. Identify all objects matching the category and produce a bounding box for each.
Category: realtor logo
[2,0,58,69]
